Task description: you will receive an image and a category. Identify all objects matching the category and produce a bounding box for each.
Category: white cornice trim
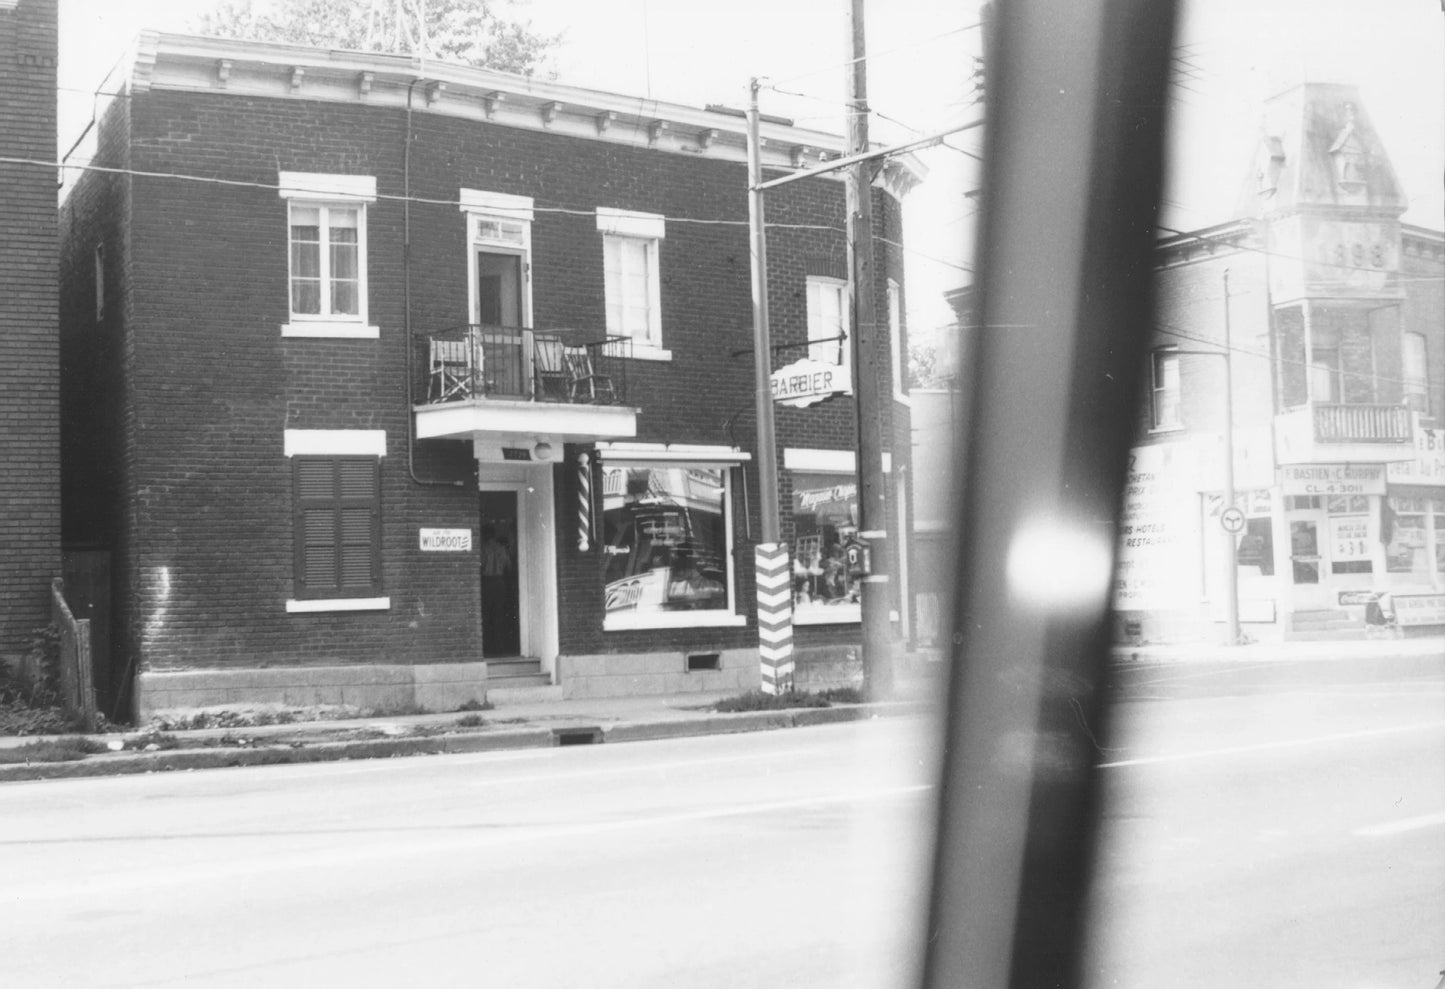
[125,33,925,192]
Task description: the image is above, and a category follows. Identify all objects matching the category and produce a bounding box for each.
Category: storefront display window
[601,464,734,623]
[1385,495,1445,575]
[790,470,860,624]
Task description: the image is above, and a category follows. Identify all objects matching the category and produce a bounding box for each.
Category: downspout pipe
[403,73,465,488]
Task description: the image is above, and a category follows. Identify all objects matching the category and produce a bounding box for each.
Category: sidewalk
[0,681,942,784]
[1111,634,1445,665]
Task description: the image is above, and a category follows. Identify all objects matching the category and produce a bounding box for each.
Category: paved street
[0,719,942,989]
[2,650,1441,988]
[1087,654,1445,988]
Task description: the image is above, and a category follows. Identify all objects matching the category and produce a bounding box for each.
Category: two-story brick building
[0,0,61,676]
[59,33,918,718]
[1113,84,1444,642]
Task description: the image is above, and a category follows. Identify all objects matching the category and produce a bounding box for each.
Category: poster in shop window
[790,472,861,624]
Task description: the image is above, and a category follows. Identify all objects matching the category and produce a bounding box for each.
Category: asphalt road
[0,718,943,989]
[2,653,1441,989]
[1086,654,1445,988]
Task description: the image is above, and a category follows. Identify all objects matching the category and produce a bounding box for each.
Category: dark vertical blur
[919,2,1178,987]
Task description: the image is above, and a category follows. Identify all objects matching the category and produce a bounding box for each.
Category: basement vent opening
[686,652,721,672]
[553,726,603,746]
[501,448,532,461]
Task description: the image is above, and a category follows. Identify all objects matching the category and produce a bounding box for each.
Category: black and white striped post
[576,451,592,552]
[755,542,795,693]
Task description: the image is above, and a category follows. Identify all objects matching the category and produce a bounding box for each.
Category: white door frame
[478,464,558,673]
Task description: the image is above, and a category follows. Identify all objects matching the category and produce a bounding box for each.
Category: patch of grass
[457,698,493,712]
[456,713,486,728]
[0,736,108,764]
[711,690,833,713]
[814,686,865,704]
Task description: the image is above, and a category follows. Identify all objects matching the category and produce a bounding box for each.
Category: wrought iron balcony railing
[418,325,631,406]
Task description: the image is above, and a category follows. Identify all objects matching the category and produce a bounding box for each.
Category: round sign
[1220,507,1246,534]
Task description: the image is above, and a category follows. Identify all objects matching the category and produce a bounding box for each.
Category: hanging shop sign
[770,358,851,408]
[1280,464,1385,497]
[419,528,472,552]
[1386,428,1445,487]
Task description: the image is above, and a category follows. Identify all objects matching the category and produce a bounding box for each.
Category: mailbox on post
[844,537,871,577]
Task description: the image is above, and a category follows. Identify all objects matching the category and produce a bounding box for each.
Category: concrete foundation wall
[136,662,489,720]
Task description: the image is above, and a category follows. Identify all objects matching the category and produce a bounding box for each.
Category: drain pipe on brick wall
[403,72,466,489]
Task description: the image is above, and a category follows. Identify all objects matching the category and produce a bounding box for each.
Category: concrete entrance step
[487,683,564,704]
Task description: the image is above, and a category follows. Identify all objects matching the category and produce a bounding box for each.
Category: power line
[3,155,844,233]
[764,22,983,90]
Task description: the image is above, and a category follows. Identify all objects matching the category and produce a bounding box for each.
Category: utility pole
[846,0,892,697]
[747,77,793,694]
[1221,269,1240,645]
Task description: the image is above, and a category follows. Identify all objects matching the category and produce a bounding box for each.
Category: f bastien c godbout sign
[770,358,851,409]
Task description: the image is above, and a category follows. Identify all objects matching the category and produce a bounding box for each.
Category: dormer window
[1329,104,1369,194]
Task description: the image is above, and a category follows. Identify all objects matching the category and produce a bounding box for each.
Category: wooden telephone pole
[846,0,893,697]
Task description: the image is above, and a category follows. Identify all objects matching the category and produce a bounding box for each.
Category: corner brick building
[1113,84,1445,642]
[59,34,918,718]
[0,0,60,673]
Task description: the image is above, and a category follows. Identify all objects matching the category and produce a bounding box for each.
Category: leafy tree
[191,0,560,77]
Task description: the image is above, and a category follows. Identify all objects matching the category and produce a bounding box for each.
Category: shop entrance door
[1287,511,1332,611]
[479,489,521,658]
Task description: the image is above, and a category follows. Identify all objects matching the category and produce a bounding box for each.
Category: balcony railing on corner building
[419,325,631,407]
[1312,403,1413,444]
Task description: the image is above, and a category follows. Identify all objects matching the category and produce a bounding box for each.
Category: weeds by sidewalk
[709,687,864,713]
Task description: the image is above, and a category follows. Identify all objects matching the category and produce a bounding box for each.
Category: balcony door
[476,251,523,328]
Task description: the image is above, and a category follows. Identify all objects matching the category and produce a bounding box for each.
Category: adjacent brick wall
[59,82,911,686]
[0,0,60,665]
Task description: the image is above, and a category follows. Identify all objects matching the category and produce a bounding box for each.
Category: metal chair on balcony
[429,338,472,401]
[565,345,617,404]
[532,335,570,402]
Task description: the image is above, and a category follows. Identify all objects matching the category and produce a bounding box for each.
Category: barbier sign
[770,358,850,408]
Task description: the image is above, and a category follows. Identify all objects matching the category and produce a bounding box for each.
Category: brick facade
[59,36,914,713]
[0,0,60,667]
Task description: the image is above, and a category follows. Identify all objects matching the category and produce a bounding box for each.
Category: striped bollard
[576,452,592,551]
[755,542,794,694]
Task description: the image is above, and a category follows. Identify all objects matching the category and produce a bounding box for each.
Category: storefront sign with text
[770,358,851,408]
[419,528,472,552]
[1280,464,1385,496]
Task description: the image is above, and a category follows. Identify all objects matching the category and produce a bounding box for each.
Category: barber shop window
[790,470,862,625]
[600,464,740,628]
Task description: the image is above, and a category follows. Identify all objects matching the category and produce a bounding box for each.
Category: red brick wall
[60,85,909,673]
[0,0,59,662]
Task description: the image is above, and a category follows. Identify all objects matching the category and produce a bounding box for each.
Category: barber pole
[755,542,794,694]
[576,452,592,551]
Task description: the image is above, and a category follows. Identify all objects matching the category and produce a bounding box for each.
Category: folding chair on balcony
[429,338,472,401]
[565,345,617,404]
[532,335,570,402]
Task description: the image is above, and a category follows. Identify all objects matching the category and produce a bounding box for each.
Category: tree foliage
[191,0,560,77]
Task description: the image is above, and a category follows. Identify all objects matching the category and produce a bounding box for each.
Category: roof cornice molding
[127,32,924,195]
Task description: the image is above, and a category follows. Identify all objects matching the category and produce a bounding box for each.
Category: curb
[0,701,929,784]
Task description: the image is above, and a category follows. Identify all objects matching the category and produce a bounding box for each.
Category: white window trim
[284,429,387,458]
[461,189,534,328]
[284,429,389,613]
[1149,350,1183,432]
[280,173,377,337]
[887,278,910,405]
[598,208,668,357]
[806,275,851,380]
[783,448,891,473]
[286,597,391,613]
[599,453,744,631]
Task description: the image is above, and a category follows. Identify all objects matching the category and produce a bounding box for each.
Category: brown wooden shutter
[293,457,381,598]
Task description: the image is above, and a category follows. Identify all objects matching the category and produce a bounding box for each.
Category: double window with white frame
[279,173,377,338]
[597,208,667,358]
[1150,349,1181,429]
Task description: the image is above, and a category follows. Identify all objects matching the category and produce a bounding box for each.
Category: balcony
[414,325,638,451]
[1274,402,1414,465]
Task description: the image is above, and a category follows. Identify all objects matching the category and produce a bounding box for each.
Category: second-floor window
[279,172,376,338]
[289,203,361,318]
[598,208,666,357]
[1404,332,1430,416]
[1309,347,1342,403]
[807,276,849,367]
[1150,350,1180,429]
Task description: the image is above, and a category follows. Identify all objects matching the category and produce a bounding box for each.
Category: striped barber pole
[576,452,593,552]
[755,542,795,694]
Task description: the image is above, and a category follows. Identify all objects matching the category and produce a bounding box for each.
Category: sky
[55,0,1445,345]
